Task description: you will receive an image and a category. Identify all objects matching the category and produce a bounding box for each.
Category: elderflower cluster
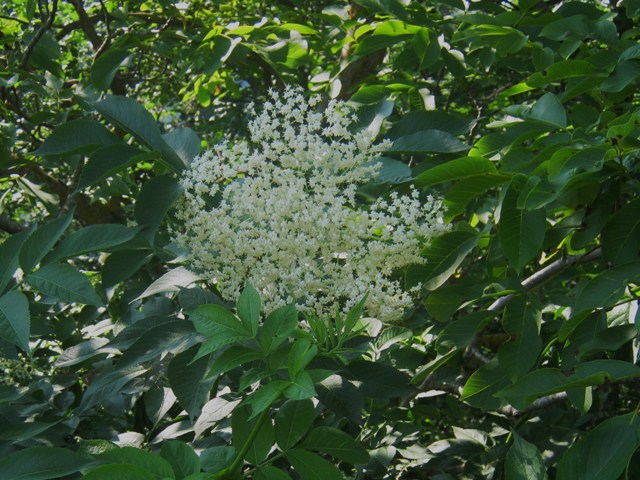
[174,87,450,322]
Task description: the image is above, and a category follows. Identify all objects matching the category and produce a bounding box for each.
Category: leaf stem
[212,406,271,479]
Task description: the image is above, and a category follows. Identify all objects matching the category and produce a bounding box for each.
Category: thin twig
[20,0,59,70]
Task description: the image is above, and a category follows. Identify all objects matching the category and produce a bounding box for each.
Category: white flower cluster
[174,87,450,322]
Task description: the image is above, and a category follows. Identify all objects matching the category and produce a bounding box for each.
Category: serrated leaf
[259,303,298,353]
[135,175,181,240]
[527,92,566,128]
[56,338,109,367]
[47,224,139,263]
[405,230,479,291]
[90,48,131,91]
[33,119,120,156]
[232,405,274,465]
[117,320,198,369]
[94,96,184,172]
[245,381,289,419]
[286,449,346,480]
[557,412,640,480]
[190,304,252,358]
[168,346,213,420]
[275,399,316,450]
[96,447,175,480]
[162,128,201,166]
[0,226,34,294]
[497,297,541,381]
[499,179,547,274]
[19,210,73,273]
[25,263,103,306]
[347,360,415,398]
[284,370,316,400]
[0,446,91,480]
[79,144,149,189]
[414,156,497,187]
[0,291,30,352]
[194,397,241,438]
[317,375,363,424]
[237,283,261,336]
[573,262,640,314]
[505,432,547,480]
[160,441,201,479]
[387,129,470,154]
[206,345,263,379]
[601,200,640,265]
[83,464,156,480]
[102,250,153,287]
[134,266,201,301]
[301,427,369,464]
[461,359,509,410]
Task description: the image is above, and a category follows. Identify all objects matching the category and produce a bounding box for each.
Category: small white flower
[174,87,450,321]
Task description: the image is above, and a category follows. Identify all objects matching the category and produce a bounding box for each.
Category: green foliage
[2,0,640,478]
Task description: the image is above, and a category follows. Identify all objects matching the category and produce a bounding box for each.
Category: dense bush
[1,0,640,478]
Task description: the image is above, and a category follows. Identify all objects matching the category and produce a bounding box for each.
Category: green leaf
[259,304,298,353]
[200,446,235,473]
[83,464,156,480]
[286,449,346,480]
[254,466,294,480]
[33,119,120,156]
[19,210,73,273]
[499,179,547,274]
[284,370,317,400]
[47,224,139,263]
[78,144,149,189]
[135,175,181,240]
[316,375,363,424]
[0,226,34,294]
[160,441,201,479]
[444,174,508,219]
[0,446,90,480]
[405,230,479,291]
[245,381,289,419]
[387,111,472,138]
[0,291,30,352]
[25,263,103,306]
[505,432,547,480]
[556,412,640,480]
[301,427,369,464]
[190,304,252,357]
[387,129,470,154]
[134,266,202,301]
[102,250,153,287]
[78,365,147,414]
[497,297,541,381]
[526,93,566,128]
[97,447,175,480]
[461,359,509,410]
[206,345,263,379]
[347,360,415,398]
[232,405,274,465]
[194,397,241,438]
[573,262,640,314]
[117,321,198,369]
[237,283,261,336]
[438,310,493,349]
[288,340,318,378]
[275,399,316,451]
[414,156,498,187]
[90,48,131,91]
[601,200,640,265]
[167,346,213,420]
[162,128,201,166]
[601,61,640,92]
[56,338,109,367]
[94,96,184,172]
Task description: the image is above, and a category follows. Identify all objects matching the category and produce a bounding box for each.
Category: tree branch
[20,0,59,70]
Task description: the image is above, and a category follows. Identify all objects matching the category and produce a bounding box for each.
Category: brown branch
[19,0,59,70]
[487,247,603,313]
[66,0,102,50]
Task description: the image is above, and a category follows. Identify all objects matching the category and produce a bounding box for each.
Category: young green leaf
[237,283,261,336]
[301,427,369,464]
